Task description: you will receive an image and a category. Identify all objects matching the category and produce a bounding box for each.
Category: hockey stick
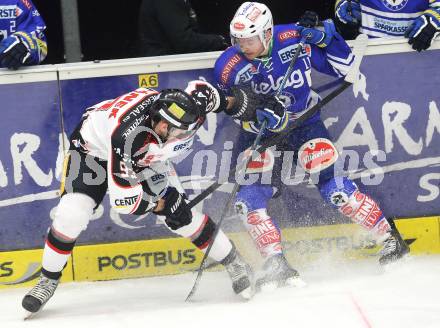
[188,33,368,209]
[185,38,308,302]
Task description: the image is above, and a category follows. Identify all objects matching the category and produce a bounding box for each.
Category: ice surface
[2,256,440,328]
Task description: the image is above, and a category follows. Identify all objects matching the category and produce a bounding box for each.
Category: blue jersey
[214,24,353,133]
[358,0,440,37]
[0,0,47,65]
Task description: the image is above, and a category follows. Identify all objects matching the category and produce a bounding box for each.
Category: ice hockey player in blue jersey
[194,2,410,290]
[335,0,440,51]
[0,0,47,69]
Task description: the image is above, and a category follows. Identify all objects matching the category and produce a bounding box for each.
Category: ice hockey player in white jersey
[21,82,255,316]
[335,0,440,51]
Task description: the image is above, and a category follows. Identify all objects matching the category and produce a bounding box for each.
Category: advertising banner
[0,76,63,251]
[3,216,439,287]
[0,46,439,253]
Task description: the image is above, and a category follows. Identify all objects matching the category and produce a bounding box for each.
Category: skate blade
[239,286,254,300]
[23,303,46,320]
[382,254,411,272]
[286,276,307,288]
[260,281,278,293]
[23,310,39,320]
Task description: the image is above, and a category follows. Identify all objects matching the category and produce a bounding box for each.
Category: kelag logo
[97,249,197,271]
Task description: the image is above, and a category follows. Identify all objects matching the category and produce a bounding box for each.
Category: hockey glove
[405,11,440,52]
[297,19,337,48]
[154,187,192,230]
[185,80,228,113]
[298,11,321,28]
[256,96,288,133]
[335,0,361,25]
[0,34,31,70]
[225,85,262,122]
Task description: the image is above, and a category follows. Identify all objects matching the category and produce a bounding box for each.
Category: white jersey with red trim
[70,87,196,215]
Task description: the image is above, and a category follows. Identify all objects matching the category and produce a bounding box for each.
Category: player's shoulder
[132,87,159,97]
[16,0,36,12]
[273,24,302,45]
[215,45,245,67]
[214,46,249,86]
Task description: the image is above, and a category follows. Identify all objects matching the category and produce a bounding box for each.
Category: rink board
[0,249,74,289]
[1,216,438,289]
[0,40,440,252]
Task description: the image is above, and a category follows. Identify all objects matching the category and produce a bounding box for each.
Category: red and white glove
[185,80,227,113]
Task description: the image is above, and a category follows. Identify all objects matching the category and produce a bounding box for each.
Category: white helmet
[230,2,273,50]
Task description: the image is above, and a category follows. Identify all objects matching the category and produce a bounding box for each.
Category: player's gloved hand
[154,187,192,230]
[185,80,228,113]
[297,19,337,48]
[0,34,31,70]
[298,11,321,28]
[405,12,440,52]
[223,85,262,122]
[256,95,288,133]
[335,0,361,25]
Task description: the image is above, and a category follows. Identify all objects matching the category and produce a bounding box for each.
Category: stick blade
[344,33,368,84]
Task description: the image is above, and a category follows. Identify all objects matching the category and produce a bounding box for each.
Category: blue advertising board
[0,78,62,251]
[1,47,439,251]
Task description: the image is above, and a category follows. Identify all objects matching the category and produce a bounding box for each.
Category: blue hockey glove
[405,11,440,52]
[0,34,31,70]
[256,96,288,133]
[297,19,337,48]
[335,0,361,25]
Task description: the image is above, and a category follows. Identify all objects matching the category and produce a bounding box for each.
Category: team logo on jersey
[234,63,257,84]
[0,6,17,19]
[298,138,338,173]
[278,44,310,64]
[381,0,408,11]
[114,196,139,207]
[221,53,242,84]
[278,30,300,42]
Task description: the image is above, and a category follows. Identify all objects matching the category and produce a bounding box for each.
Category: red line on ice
[349,292,373,328]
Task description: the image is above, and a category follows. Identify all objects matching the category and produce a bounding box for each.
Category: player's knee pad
[235,184,274,216]
[318,176,358,208]
[52,193,96,240]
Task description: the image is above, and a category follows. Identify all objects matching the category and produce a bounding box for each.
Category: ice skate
[222,247,254,300]
[22,274,59,318]
[379,228,410,266]
[256,254,306,292]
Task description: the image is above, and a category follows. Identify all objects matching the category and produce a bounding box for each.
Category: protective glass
[166,126,197,141]
[231,35,262,50]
